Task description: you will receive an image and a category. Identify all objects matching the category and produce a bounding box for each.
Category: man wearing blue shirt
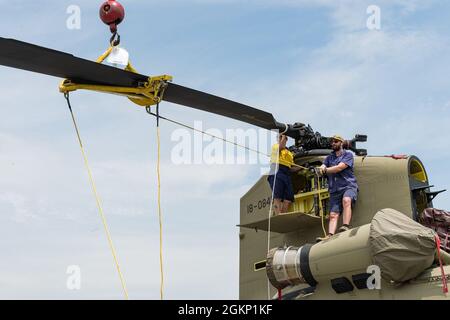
[316,135,358,242]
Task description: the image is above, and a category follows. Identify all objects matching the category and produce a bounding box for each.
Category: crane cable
[145,111,272,160]
[144,111,309,170]
[64,93,129,300]
[146,104,165,300]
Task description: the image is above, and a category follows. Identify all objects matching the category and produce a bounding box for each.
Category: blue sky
[1,0,450,299]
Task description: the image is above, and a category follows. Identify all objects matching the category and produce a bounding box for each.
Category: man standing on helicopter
[267,134,301,215]
[316,135,358,242]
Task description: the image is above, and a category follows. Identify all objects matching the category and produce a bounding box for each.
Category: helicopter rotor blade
[0,37,148,87]
[163,83,284,131]
[0,37,294,135]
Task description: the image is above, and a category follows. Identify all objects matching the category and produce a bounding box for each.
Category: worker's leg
[342,197,352,226]
[273,199,283,215]
[317,211,340,242]
[328,191,343,235]
[281,200,291,213]
[328,212,340,235]
[267,175,283,215]
[342,188,357,226]
[281,173,294,213]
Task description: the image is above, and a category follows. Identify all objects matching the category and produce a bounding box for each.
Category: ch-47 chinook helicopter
[1,0,449,301]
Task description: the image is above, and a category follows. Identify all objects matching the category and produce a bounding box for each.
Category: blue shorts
[267,170,294,202]
[329,188,358,214]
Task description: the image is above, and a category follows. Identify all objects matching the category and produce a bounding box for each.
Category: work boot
[338,224,351,233]
[316,233,333,243]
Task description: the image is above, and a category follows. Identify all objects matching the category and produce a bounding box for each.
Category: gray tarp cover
[369,208,437,282]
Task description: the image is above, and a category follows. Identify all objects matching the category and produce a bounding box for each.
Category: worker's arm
[324,162,348,174]
[279,138,287,151]
[320,152,353,175]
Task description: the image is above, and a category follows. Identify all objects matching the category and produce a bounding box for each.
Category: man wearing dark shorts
[267,134,301,215]
[316,135,358,241]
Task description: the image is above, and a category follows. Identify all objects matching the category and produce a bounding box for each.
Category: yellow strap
[156,125,164,300]
[65,95,129,299]
[125,61,139,74]
[96,46,114,63]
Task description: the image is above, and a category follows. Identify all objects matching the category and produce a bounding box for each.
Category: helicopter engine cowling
[266,208,442,291]
[266,224,372,289]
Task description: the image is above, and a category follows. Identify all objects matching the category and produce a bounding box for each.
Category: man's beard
[332,144,342,151]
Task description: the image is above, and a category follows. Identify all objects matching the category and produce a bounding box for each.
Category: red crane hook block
[99,0,125,33]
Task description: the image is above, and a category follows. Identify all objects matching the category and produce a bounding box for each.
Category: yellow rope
[320,208,327,237]
[318,177,327,237]
[156,122,164,300]
[64,94,129,300]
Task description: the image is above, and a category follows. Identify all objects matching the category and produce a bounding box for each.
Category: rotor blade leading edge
[163,83,280,130]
